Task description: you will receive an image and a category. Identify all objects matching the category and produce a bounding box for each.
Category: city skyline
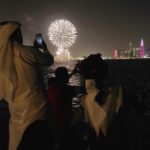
[114,38,148,59]
[1,0,150,58]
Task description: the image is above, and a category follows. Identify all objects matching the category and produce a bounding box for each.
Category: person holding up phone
[0,21,54,150]
[33,33,54,90]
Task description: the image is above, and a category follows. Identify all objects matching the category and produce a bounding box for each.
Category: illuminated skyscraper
[140,38,144,58]
[114,50,118,59]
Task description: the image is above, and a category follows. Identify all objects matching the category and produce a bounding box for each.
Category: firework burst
[48,19,77,60]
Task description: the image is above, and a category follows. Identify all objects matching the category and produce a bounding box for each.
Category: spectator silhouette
[0,21,54,150]
[121,76,139,111]
[79,53,122,150]
[119,76,140,150]
[47,66,77,150]
[142,83,150,115]
[17,120,55,150]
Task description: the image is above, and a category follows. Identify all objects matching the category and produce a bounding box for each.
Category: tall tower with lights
[140,38,144,58]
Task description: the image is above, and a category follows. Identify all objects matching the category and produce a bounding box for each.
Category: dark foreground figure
[0,20,54,150]
[78,53,122,150]
[17,120,55,150]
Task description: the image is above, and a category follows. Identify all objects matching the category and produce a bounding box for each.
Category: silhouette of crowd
[0,20,149,150]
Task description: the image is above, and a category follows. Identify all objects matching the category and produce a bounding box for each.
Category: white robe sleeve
[20,46,53,66]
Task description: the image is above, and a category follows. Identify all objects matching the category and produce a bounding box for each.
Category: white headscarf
[83,79,107,136]
[83,79,122,137]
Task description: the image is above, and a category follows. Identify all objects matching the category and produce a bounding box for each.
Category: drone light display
[48,19,77,61]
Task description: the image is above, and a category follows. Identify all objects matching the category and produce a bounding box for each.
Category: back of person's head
[79,53,108,80]
[55,66,69,84]
[79,53,108,105]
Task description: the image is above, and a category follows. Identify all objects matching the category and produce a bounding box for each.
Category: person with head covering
[79,53,122,150]
[0,21,54,150]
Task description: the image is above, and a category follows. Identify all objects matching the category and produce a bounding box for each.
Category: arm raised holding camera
[20,34,54,66]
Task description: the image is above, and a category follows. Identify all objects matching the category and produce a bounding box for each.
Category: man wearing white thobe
[0,21,53,150]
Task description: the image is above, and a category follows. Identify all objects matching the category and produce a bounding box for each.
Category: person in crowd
[119,76,142,150]
[47,66,78,150]
[17,120,55,150]
[121,76,140,112]
[79,53,122,150]
[33,33,52,89]
[0,21,54,150]
[0,99,9,150]
[142,83,150,114]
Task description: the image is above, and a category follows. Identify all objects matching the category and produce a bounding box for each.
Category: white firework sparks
[48,19,77,60]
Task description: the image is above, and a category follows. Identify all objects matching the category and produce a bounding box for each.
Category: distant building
[114,38,145,59]
[113,50,118,59]
[146,48,150,57]
[140,38,144,58]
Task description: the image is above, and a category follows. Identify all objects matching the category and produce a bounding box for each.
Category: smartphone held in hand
[34,33,47,51]
[35,33,43,45]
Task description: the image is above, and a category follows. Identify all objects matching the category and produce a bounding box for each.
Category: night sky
[1,0,150,58]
